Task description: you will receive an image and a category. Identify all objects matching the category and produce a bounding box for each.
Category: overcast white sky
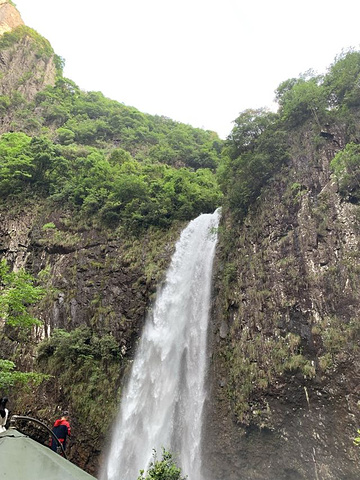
[13,0,360,138]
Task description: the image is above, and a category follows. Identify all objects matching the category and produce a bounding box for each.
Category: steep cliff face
[0,198,182,474]
[203,123,360,479]
[0,1,57,132]
[0,0,23,35]
[0,32,57,100]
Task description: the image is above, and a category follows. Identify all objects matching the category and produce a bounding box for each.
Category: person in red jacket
[50,411,71,454]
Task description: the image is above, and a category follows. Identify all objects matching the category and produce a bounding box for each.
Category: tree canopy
[218,48,360,221]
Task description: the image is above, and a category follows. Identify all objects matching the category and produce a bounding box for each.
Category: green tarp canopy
[0,428,97,480]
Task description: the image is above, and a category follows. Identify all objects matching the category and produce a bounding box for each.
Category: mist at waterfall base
[101,210,220,480]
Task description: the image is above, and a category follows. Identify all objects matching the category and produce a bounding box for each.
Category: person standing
[50,411,71,454]
[0,397,8,433]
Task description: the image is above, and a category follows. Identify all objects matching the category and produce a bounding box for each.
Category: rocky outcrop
[0,1,24,36]
[0,33,57,102]
[0,1,57,133]
[203,124,360,479]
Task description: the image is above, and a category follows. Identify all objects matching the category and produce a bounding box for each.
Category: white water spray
[102,210,220,480]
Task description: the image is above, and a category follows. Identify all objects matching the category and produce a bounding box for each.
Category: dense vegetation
[0,26,223,232]
[0,130,221,230]
[3,27,358,235]
[331,142,360,203]
[0,82,222,228]
[219,50,360,223]
[37,327,123,433]
[218,107,289,221]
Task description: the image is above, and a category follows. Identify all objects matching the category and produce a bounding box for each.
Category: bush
[137,449,187,480]
[331,142,360,203]
[37,327,123,432]
[0,359,48,391]
[0,259,45,329]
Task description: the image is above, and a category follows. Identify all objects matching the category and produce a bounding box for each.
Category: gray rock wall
[204,125,360,479]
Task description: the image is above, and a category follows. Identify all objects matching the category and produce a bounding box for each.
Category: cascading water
[102,209,220,480]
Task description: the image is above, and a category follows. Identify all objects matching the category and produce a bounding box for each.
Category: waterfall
[102,209,220,480]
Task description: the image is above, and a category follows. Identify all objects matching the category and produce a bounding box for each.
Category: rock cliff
[0,32,57,101]
[0,0,23,35]
[203,122,360,479]
[0,1,57,133]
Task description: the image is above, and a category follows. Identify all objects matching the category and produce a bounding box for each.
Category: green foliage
[55,127,75,145]
[218,49,360,224]
[0,359,48,391]
[0,26,223,229]
[226,108,277,156]
[0,131,222,231]
[0,261,48,391]
[218,109,289,220]
[0,133,69,196]
[108,148,133,165]
[42,222,56,230]
[37,327,123,432]
[0,132,32,195]
[137,449,187,480]
[148,123,219,169]
[274,51,360,136]
[330,142,360,203]
[276,72,327,127]
[3,46,360,235]
[31,81,221,168]
[0,25,55,60]
[0,71,222,231]
[323,50,360,108]
[0,259,45,328]
[103,164,222,230]
[354,429,360,446]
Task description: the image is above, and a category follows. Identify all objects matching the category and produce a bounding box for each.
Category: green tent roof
[0,428,97,480]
